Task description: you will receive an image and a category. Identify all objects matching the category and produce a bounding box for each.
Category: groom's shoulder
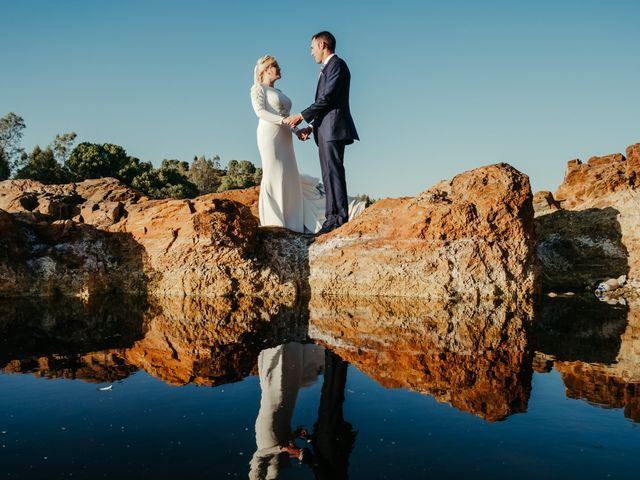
[328,55,349,73]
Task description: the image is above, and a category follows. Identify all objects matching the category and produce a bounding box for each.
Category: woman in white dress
[250,55,365,234]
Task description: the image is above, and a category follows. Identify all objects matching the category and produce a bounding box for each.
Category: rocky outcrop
[308,296,533,421]
[201,186,259,219]
[536,143,640,289]
[0,177,142,226]
[0,179,307,299]
[532,191,560,218]
[0,163,537,301]
[0,210,148,298]
[106,197,308,298]
[308,163,538,300]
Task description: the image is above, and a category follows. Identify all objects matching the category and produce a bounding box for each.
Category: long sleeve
[251,85,285,125]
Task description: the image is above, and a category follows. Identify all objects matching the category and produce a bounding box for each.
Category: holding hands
[284,113,310,141]
[283,113,303,127]
[296,127,312,141]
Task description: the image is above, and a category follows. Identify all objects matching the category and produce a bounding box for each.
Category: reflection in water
[116,296,310,386]
[2,292,640,425]
[250,342,325,480]
[0,296,311,386]
[0,295,146,382]
[533,295,640,422]
[309,296,534,421]
[303,349,356,480]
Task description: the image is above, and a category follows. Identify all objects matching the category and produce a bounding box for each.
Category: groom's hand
[299,127,312,141]
[283,113,303,127]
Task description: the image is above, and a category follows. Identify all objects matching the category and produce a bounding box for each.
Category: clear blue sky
[2,0,639,198]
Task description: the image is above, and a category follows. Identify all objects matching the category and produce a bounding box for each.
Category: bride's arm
[250,85,285,125]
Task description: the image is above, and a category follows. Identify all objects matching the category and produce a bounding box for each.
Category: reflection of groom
[284,31,359,235]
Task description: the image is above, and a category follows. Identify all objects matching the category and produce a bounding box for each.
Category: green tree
[355,194,376,208]
[66,142,124,180]
[188,155,223,194]
[132,166,198,199]
[15,145,72,184]
[0,112,26,174]
[66,142,149,183]
[49,132,77,165]
[161,159,190,174]
[0,149,9,181]
[217,159,261,192]
[118,156,153,185]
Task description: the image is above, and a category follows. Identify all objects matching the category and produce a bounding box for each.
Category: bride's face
[263,63,281,84]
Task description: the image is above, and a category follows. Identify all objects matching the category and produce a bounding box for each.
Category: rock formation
[0,210,148,298]
[0,163,538,301]
[0,178,306,299]
[308,163,538,300]
[536,143,640,289]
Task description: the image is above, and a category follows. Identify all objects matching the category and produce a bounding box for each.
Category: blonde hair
[255,55,278,84]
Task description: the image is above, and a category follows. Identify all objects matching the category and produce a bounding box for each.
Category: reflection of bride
[250,55,365,233]
[249,342,325,480]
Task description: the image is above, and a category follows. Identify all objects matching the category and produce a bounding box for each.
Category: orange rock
[203,186,260,219]
[308,163,538,300]
[538,142,640,287]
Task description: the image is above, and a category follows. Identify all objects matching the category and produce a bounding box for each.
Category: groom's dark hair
[312,31,336,52]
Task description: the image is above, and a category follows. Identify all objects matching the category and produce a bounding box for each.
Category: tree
[118,156,153,185]
[0,112,26,174]
[132,166,198,199]
[14,145,71,184]
[355,194,376,208]
[49,132,77,165]
[66,142,149,183]
[188,155,223,194]
[161,159,190,175]
[0,149,9,180]
[217,159,261,192]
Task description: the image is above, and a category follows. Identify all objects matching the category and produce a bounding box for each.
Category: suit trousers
[318,133,348,228]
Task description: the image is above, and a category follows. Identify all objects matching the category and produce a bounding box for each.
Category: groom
[284,31,359,235]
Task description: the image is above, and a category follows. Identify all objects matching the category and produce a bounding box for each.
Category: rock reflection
[0,296,310,386]
[0,296,146,382]
[4,291,640,425]
[308,296,534,421]
[117,296,310,386]
[533,295,640,422]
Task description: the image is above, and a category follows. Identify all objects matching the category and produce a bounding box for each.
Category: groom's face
[310,39,324,64]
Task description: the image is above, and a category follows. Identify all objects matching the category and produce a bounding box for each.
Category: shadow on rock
[537,207,629,290]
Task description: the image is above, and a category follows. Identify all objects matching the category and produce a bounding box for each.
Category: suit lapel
[315,55,338,101]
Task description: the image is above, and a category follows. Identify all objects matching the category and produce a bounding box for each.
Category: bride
[250,55,364,233]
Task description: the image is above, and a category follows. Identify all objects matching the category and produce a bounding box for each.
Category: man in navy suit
[284,31,359,235]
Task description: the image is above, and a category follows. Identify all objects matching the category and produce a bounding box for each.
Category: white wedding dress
[250,84,365,233]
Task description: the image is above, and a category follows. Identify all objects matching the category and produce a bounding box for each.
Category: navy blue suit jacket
[301,55,359,146]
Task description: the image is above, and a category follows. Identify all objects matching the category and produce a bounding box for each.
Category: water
[1,294,639,479]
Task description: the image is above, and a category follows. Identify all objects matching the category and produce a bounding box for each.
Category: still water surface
[1,294,639,479]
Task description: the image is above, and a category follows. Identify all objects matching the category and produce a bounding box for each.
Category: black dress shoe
[316,225,335,235]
